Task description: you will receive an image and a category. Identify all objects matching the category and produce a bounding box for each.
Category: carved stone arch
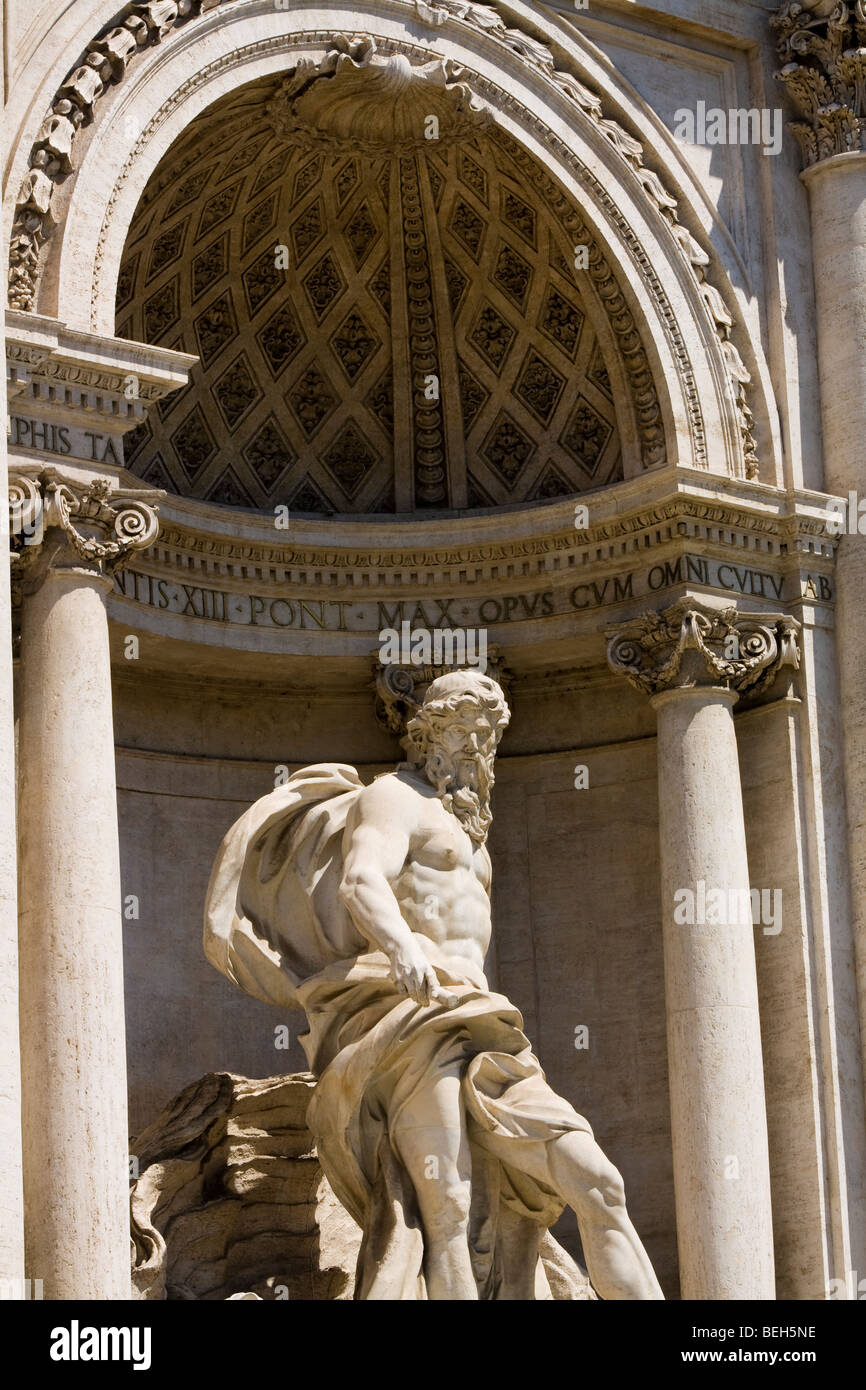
[5,0,782,486]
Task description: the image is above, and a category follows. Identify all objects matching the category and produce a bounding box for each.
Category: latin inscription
[112,553,832,632]
[9,415,122,465]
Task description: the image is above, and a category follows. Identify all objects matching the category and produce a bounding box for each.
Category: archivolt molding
[105,35,666,487]
[7,0,758,478]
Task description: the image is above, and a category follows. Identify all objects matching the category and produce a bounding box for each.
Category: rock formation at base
[130,1068,598,1299]
[130,1071,361,1300]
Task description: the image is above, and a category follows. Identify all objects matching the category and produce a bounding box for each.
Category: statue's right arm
[339,780,440,1005]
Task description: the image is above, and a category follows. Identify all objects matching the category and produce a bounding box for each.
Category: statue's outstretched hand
[389,939,458,1009]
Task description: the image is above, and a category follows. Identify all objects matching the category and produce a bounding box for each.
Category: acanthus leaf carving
[772,0,866,167]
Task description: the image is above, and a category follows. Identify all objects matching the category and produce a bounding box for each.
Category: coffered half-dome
[116,49,633,515]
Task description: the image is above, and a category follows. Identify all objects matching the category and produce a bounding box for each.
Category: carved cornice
[6,316,195,433]
[6,0,755,475]
[142,491,835,588]
[772,0,866,167]
[9,469,163,593]
[606,598,801,699]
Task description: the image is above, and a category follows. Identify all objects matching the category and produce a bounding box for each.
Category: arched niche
[5,0,784,490]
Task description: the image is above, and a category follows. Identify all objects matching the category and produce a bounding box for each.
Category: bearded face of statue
[422,711,499,844]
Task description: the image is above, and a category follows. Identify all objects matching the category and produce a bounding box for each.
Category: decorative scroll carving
[373,647,511,732]
[9,469,162,586]
[772,0,866,167]
[265,37,490,155]
[606,597,801,698]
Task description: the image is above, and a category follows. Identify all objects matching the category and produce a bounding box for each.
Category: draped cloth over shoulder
[203,764,368,1010]
[203,764,596,1300]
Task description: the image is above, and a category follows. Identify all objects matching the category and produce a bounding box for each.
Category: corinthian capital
[772,0,866,167]
[9,468,162,588]
[606,598,801,698]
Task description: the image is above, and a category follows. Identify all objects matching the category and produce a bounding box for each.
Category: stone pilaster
[608,598,800,1300]
[11,468,161,1300]
[774,0,866,1112]
[0,310,24,1299]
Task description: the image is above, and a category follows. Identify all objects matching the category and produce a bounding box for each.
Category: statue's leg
[391,1064,478,1300]
[546,1133,664,1300]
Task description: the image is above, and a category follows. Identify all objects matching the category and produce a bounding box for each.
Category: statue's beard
[424,749,493,844]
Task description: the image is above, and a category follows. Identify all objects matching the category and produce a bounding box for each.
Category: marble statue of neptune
[204,670,663,1300]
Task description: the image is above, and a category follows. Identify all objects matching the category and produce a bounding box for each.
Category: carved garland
[607,598,801,699]
[8,0,754,475]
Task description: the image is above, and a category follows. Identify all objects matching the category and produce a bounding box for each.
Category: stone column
[773,0,866,1113]
[0,354,25,1297]
[608,598,799,1300]
[12,470,160,1300]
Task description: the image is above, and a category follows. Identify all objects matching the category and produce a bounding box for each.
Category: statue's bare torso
[389,770,492,969]
[344,769,491,975]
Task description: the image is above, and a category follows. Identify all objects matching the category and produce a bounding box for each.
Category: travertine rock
[130,1071,361,1300]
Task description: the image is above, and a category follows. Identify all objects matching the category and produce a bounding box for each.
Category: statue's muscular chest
[411,801,477,875]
